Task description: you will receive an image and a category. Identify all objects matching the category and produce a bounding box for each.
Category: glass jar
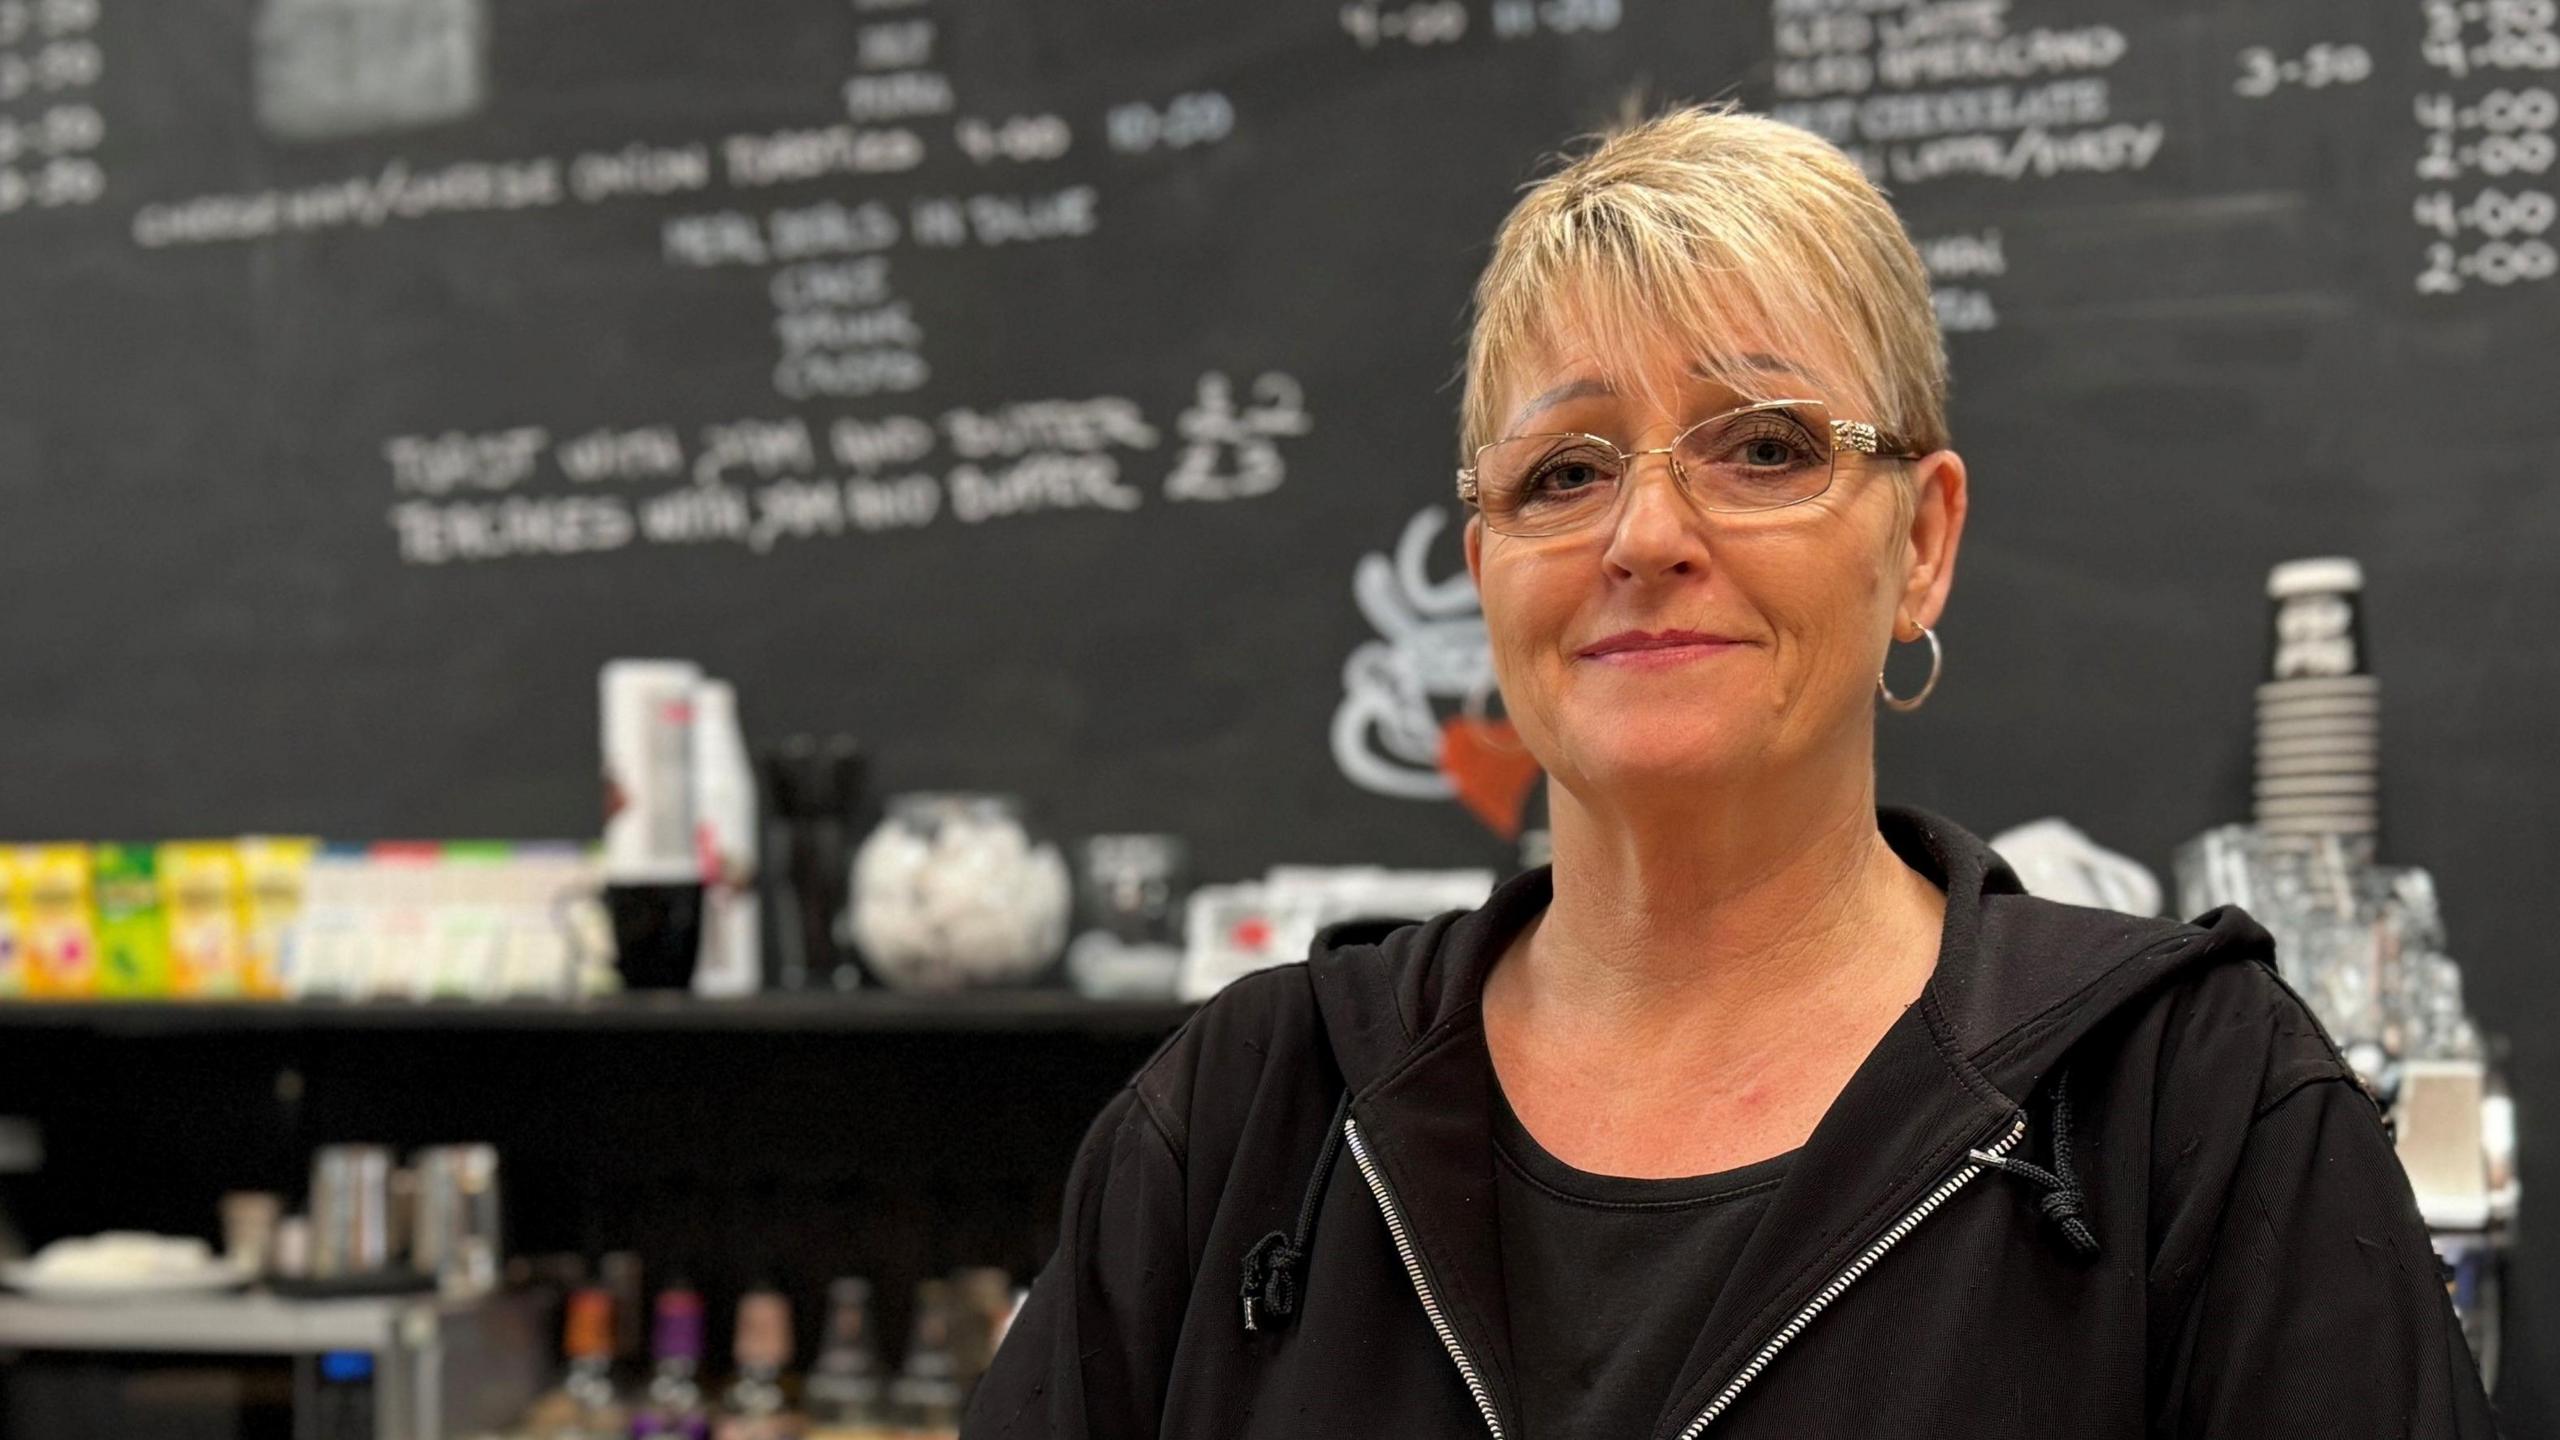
[1064,834,1189,1000]
[849,793,1071,990]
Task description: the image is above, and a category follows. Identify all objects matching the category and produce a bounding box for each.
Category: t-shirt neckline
[1490,1082,1798,1211]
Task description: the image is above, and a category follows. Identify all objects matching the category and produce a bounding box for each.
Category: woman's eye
[1527,452,1613,493]
[1719,421,1821,471]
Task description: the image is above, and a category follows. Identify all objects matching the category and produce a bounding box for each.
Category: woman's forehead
[1496,299,1861,426]
[1505,352,1809,427]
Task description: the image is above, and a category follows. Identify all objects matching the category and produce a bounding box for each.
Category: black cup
[604,882,705,991]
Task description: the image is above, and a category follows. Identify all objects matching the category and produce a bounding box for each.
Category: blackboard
[1,0,2555,1421]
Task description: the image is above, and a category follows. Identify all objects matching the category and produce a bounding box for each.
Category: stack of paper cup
[600,660,708,990]
[2255,558,2378,838]
[600,659,702,883]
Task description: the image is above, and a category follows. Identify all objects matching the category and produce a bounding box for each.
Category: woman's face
[1463,318,1964,805]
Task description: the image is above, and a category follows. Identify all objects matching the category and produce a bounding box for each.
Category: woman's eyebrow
[1505,353,1808,430]
[1508,378,1612,429]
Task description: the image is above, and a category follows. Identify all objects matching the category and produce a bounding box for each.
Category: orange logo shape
[1437,718,1541,841]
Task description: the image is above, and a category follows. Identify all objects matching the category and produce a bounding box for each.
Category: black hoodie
[965,807,2502,1438]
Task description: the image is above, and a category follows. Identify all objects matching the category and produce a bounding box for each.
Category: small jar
[1064,834,1189,1000]
[850,794,1071,989]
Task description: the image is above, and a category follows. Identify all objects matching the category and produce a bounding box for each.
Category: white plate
[0,1259,253,1300]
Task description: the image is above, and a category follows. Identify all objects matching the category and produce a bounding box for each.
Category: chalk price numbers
[2234,43,2374,96]
[2416,1,2559,289]
[0,0,99,218]
[1340,0,1617,50]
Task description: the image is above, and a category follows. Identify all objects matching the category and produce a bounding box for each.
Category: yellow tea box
[161,841,248,997]
[238,837,318,999]
[19,846,100,998]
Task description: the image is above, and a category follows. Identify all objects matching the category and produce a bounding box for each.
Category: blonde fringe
[1459,100,1950,493]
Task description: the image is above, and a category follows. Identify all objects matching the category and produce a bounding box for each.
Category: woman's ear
[1464,512,1486,589]
[1898,450,1968,633]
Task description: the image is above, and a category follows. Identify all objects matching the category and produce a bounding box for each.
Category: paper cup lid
[2267,556,2364,599]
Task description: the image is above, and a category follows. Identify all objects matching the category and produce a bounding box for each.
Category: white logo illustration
[1331,506,1491,799]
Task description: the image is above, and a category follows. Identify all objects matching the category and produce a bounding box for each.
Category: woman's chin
[1552,720,1757,795]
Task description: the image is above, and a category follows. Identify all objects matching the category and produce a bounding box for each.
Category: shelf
[0,1291,439,1354]
[0,991,1199,1038]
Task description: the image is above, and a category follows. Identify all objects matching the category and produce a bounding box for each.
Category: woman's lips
[1580,640,1744,669]
[1574,631,1748,668]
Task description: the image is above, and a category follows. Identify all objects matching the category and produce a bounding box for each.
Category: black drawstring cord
[1968,1068,2102,1262]
[1241,1089,1356,1332]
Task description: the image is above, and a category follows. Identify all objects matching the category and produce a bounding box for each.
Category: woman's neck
[1484,767,1946,1163]
[1544,766,1931,987]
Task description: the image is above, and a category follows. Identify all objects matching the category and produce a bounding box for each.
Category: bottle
[802,1278,886,1431]
[308,1350,378,1440]
[760,735,868,991]
[631,1283,712,1439]
[886,1279,964,1437]
[564,1287,627,1437]
[529,1286,626,1440]
[946,1267,1016,1397]
[599,1252,648,1393]
[714,1286,798,1440]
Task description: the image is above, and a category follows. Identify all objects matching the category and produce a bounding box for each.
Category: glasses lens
[1673,400,1836,512]
[1474,435,1623,536]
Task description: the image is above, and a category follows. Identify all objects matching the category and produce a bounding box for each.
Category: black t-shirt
[1492,1086,1797,1440]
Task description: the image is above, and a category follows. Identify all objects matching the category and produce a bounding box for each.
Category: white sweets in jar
[851,794,1071,989]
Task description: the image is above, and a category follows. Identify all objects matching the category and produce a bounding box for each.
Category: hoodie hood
[1309,805,2265,1100]
[1295,804,2275,1439]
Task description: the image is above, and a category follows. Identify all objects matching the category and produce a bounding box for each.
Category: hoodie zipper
[1344,1110,2029,1440]
[1344,1117,1510,1440]
[1672,1110,2030,1437]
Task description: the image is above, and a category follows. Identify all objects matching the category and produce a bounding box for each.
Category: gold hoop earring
[1878,623,1941,712]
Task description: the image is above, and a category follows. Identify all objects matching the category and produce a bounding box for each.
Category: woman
[965,104,2501,1438]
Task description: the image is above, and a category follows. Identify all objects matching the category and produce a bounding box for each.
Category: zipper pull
[1963,1108,2030,1168]
[1968,1078,2100,1261]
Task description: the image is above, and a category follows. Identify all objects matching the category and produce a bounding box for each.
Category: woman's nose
[1601,452,1709,579]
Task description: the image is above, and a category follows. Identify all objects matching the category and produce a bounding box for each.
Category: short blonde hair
[1460,102,1948,469]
